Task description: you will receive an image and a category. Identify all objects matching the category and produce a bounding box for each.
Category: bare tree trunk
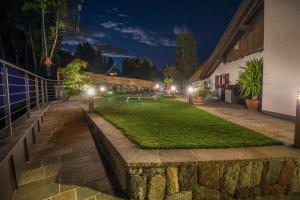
[41,0,48,58]
[49,9,59,60]
[29,25,37,74]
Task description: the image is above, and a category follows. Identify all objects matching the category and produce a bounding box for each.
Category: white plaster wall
[206,52,263,90]
[263,0,300,117]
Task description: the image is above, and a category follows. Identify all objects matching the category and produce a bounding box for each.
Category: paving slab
[13,101,125,200]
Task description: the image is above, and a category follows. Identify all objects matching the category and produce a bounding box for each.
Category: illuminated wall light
[87,87,95,96]
[188,86,194,93]
[171,86,176,91]
[100,86,106,92]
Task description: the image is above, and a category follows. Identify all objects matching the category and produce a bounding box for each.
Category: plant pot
[194,96,205,105]
[245,99,259,112]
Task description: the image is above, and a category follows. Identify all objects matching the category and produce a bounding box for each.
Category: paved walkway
[13,101,124,200]
[178,98,295,145]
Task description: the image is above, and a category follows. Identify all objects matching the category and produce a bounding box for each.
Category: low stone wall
[84,110,300,200]
[127,159,300,200]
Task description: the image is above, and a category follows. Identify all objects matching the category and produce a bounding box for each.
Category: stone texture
[198,162,219,190]
[262,184,286,196]
[278,159,296,186]
[194,185,220,200]
[147,174,166,200]
[52,190,76,200]
[251,161,264,186]
[221,162,240,195]
[76,187,99,200]
[179,165,197,191]
[129,174,147,200]
[290,167,300,193]
[234,187,261,199]
[165,191,192,200]
[263,160,284,185]
[166,167,179,195]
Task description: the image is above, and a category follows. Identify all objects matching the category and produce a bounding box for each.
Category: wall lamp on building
[87,87,95,113]
[100,86,106,94]
[295,91,300,148]
[187,86,194,104]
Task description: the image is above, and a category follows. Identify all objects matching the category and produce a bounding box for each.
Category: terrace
[1,59,300,200]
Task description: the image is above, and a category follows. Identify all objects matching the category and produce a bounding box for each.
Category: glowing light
[188,86,194,93]
[100,86,106,92]
[171,86,176,91]
[297,91,300,100]
[155,84,160,89]
[87,88,95,96]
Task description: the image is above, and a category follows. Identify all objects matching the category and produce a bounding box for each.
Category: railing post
[45,80,48,103]
[2,66,12,136]
[35,77,40,108]
[24,73,30,118]
[41,78,45,105]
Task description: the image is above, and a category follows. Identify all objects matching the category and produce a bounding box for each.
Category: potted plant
[239,58,263,111]
[194,85,209,105]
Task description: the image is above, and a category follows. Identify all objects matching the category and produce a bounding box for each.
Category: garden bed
[94,95,281,149]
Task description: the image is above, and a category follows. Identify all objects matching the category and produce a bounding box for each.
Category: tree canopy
[175,27,199,81]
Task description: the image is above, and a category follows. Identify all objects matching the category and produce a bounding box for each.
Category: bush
[62,59,92,98]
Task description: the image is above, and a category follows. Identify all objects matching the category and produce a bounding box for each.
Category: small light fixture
[188,86,194,93]
[87,87,95,96]
[155,84,160,89]
[171,85,176,91]
[297,91,300,101]
[100,86,106,92]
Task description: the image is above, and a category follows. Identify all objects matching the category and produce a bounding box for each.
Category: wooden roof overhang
[189,0,263,82]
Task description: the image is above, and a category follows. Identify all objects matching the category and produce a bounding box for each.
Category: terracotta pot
[245,99,259,112]
[194,96,205,105]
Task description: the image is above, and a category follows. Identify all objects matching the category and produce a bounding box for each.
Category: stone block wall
[127,159,300,200]
[84,110,300,200]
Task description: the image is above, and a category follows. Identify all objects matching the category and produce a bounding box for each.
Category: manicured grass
[95,95,282,149]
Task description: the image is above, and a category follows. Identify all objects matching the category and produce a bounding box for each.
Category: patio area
[13,101,124,200]
[178,97,295,145]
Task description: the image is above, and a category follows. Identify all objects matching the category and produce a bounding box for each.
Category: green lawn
[94,95,282,149]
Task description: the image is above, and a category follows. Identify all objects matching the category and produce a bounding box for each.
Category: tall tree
[175,27,199,81]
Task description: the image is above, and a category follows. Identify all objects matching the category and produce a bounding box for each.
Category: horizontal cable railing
[0,59,64,138]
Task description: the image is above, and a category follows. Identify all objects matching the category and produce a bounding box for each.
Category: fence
[0,59,63,137]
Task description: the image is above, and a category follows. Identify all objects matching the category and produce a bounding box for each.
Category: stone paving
[178,98,295,145]
[13,101,125,200]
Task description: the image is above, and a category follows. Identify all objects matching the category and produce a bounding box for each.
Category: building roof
[189,0,263,82]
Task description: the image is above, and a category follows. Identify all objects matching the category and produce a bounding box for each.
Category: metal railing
[0,59,63,137]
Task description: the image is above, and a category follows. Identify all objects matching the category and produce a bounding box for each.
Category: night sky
[61,0,241,70]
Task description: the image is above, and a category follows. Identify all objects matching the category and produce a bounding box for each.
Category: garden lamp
[100,86,106,93]
[188,86,194,104]
[295,91,300,148]
[155,83,160,90]
[171,85,176,91]
[87,87,95,113]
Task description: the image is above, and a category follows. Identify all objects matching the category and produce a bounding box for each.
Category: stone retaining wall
[84,110,300,200]
[127,159,300,200]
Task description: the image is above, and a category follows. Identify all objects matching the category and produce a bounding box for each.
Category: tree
[62,59,92,97]
[74,42,112,74]
[121,57,158,80]
[163,64,178,81]
[175,27,199,81]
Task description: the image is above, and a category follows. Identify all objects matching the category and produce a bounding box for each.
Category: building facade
[190,0,300,119]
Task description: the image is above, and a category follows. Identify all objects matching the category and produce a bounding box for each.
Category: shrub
[239,58,263,100]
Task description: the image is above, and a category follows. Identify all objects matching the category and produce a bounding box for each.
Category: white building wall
[206,52,263,90]
[263,0,300,117]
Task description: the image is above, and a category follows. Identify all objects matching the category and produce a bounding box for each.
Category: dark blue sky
[61,0,241,70]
